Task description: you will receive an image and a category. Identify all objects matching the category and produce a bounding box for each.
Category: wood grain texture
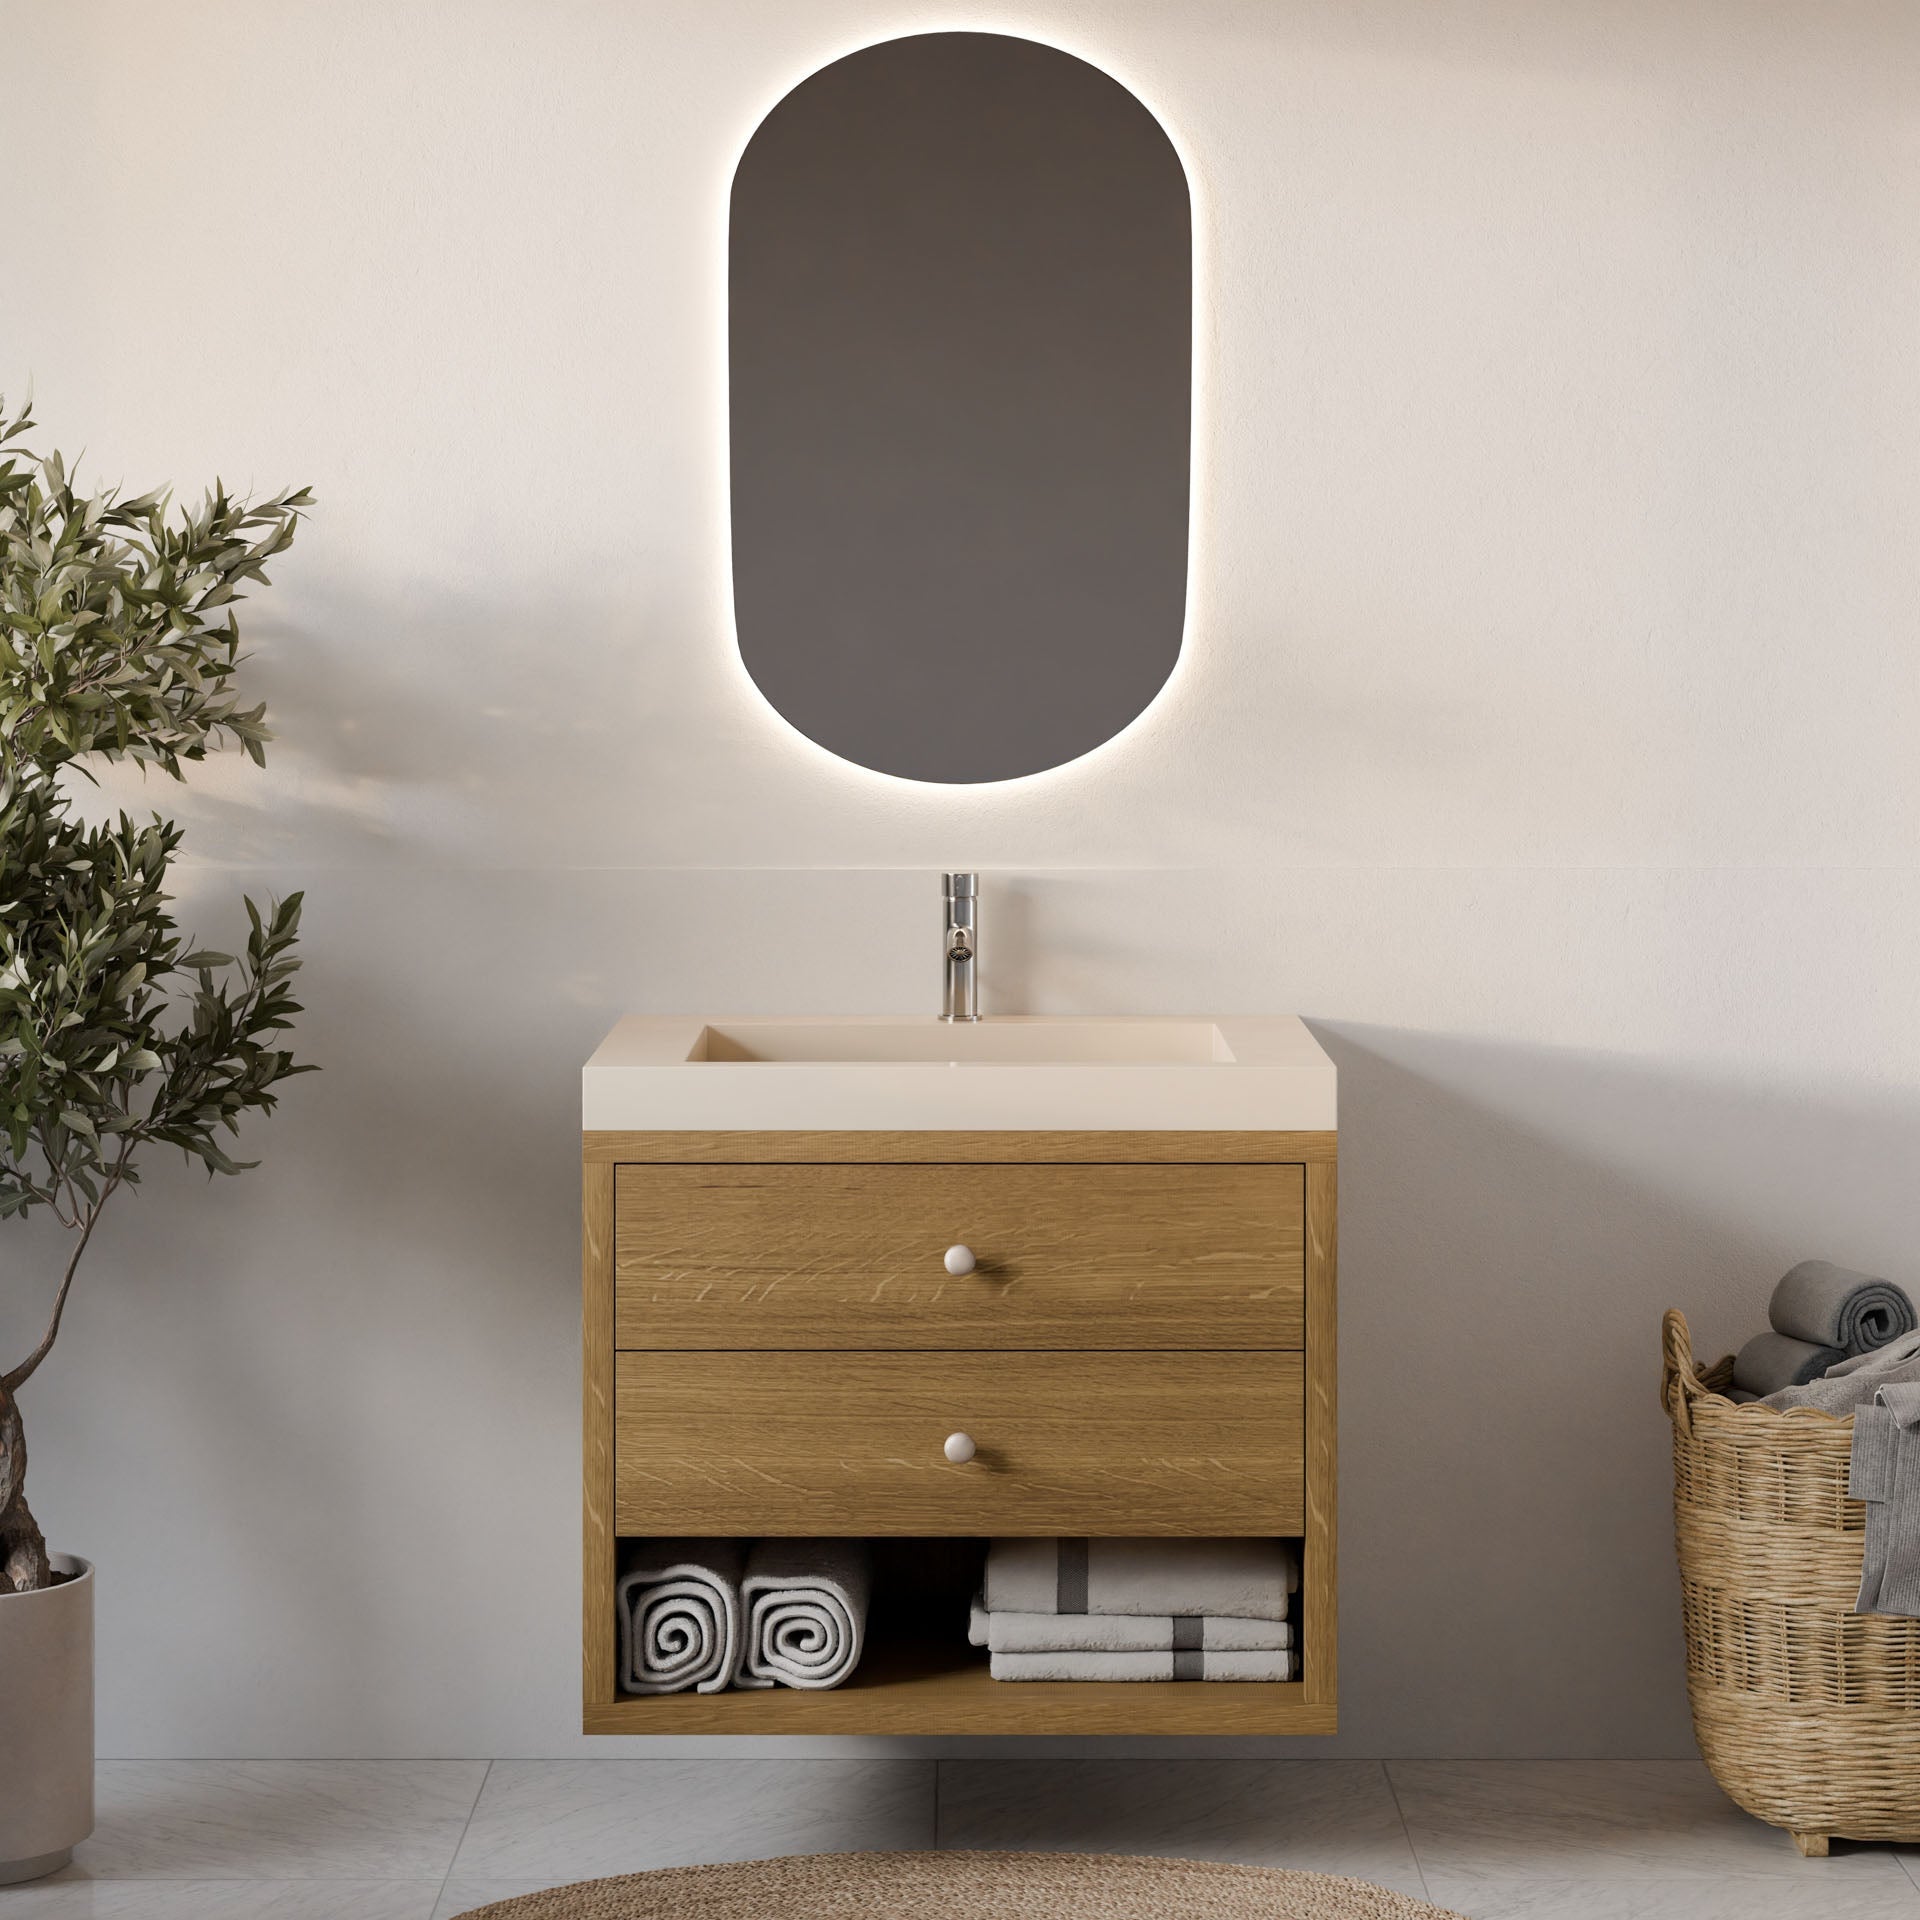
[614,1349,1304,1537]
[581,1159,617,1710]
[585,1129,1337,1166]
[614,1162,1303,1351]
[1302,1155,1337,1713]
[583,1641,1335,1734]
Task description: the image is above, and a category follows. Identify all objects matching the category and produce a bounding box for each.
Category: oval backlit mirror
[729,31,1193,784]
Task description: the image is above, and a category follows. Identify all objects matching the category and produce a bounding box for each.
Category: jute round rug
[450,1851,1465,1919]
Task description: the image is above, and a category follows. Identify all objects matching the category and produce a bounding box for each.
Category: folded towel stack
[617,1538,871,1694]
[975,1538,1297,1682]
[1730,1261,1919,1400]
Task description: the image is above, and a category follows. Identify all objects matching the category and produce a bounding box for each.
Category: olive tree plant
[0,400,313,1592]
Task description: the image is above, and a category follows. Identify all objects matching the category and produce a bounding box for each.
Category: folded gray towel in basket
[1771,1260,1916,1354]
[1733,1329,1846,1397]
[1761,1330,1920,1413]
[1850,1382,1920,1619]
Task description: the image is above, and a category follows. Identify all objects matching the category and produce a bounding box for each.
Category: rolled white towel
[736,1539,871,1690]
[990,1648,1292,1682]
[985,1538,1297,1622]
[617,1539,744,1695]
[968,1594,1289,1653]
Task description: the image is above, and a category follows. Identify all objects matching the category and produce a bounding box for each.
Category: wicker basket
[1662,1308,1920,1856]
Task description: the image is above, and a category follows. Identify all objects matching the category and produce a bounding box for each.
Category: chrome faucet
[941,872,980,1022]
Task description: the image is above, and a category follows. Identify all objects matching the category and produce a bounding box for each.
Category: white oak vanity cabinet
[582,1017,1336,1735]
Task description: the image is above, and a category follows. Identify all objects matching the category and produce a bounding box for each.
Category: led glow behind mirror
[729,31,1193,784]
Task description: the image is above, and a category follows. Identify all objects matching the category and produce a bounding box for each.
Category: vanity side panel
[1303,1153,1338,1713]
[582,1157,618,1713]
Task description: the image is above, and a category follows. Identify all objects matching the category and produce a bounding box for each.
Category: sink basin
[584,1016,1334,1132]
[695,1018,1229,1065]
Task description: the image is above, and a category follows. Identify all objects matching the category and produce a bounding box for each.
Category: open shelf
[588,1537,1326,1735]
[585,1636,1331,1735]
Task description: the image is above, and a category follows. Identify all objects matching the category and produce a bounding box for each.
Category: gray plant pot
[0,1553,93,1884]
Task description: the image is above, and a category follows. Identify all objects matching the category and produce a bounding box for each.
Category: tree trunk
[0,1382,50,1594]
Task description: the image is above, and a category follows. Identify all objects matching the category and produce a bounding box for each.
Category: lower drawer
[613,1350,1303,1536]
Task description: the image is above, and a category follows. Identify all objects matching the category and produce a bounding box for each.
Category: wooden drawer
[613,1350,1303,1536]
[613,1163,1303,1350]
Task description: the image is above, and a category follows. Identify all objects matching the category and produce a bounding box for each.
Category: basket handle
[1663,1308,1711,1438]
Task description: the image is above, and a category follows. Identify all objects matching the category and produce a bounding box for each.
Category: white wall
[2,0,1916,1758]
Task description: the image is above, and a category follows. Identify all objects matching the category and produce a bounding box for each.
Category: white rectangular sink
[584,1016,1334,1132]
[696,1018,1230,1064]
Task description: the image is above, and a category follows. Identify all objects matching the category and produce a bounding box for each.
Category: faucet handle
[942,871,978,899]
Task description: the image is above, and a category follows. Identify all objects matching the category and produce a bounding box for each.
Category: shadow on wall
[73,573,708,871]
[17,867,616,1755]
[1313,1022,1920,1758]
[40,860,938,1757]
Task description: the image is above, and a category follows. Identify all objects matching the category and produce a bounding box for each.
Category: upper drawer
[613,1162,1304,1350]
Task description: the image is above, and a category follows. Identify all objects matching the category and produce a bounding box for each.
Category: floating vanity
[582,1015,1337,1734]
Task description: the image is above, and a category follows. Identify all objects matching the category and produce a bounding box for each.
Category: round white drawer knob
[944,1431,977,1464]
[944,1244,977,1276]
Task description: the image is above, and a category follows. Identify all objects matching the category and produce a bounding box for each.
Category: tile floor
[3,1759,1917,1918]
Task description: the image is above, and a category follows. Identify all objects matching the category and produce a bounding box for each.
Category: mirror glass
[729,31,1192,784]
